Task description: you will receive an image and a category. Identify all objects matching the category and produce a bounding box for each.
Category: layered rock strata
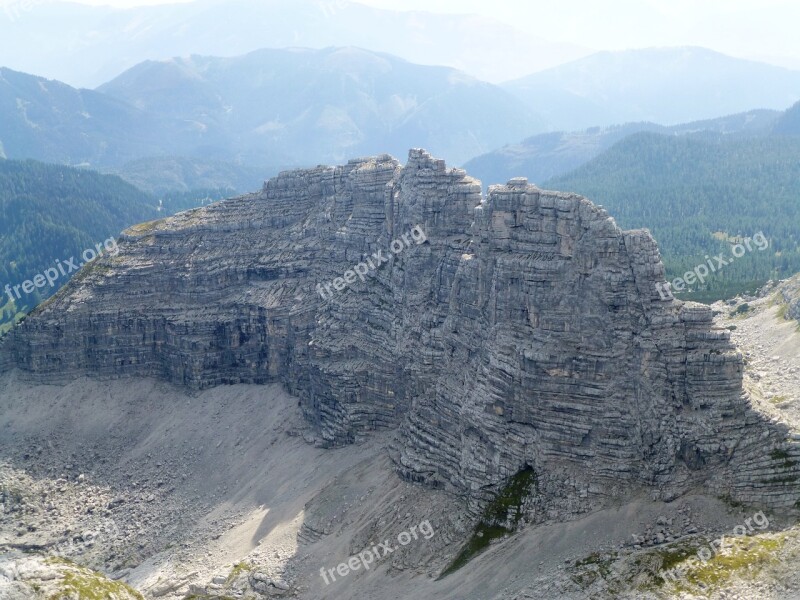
[2,149,799,511]
[778,274,800,322]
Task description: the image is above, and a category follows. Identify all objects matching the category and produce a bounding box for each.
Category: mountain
[6,149,798,505]
[777,273,800,322]
[0,0,589,88]
[545,131,800,301]
[0,67,191,167]
[464,109,781,187]
[0,159,186,334]
[97,46,543,166]
[1,48,541,170]
[504,47,800,131]
[0,160,146,330]
[3,150,800,599]
[107,156,267,197]
[773,100,800,135]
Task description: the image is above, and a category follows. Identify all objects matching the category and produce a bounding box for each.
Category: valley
[1,2,799,598]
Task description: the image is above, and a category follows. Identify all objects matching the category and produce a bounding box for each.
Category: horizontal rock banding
[3,149,798,510]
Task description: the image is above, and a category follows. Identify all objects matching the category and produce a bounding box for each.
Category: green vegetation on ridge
[546,132,800,301]
[0,159,229,334]
[441,466,537,577]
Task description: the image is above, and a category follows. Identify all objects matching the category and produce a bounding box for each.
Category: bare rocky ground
[720,286,800,425]
[2,279,800,600]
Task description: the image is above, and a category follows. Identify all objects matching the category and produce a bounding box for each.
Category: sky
[357,0,800,68]
[23,0,800,69]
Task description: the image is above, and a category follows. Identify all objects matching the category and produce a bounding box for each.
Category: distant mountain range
[97,47,542,167]
[3,38,800,308]
[0,47,541,171]
[0,0,589,88]
[464,109,781,187]
[503,47,800,130]
[0,67,189,166]
[3,45,800,183]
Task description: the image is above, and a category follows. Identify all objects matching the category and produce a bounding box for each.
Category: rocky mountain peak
[2,149,798,517]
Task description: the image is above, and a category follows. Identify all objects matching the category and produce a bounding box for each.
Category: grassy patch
[570,529,789,597]
[571,542,701,595]
[484,466,537,525]
[573,544,678,594]
[652,539,704,581]
[773,297,800,330]
[226,561,252,583]
[440,522,509,576]
[0,296,28,336]
[125,219,166,235]
[440,466,537,577]
[45,557,144,600]
[664,535,785,593]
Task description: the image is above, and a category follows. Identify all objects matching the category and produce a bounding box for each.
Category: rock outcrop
[2,149,799,513]
[778,274,800,322]
[0,553,144,600]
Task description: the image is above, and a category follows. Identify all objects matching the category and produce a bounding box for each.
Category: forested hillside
[108,156,265,196]
[0,160,164,333]
[773,100,800,135]
[464,109,780,189]
[546,132,800,301]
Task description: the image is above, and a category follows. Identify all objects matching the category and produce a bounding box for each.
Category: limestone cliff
[778,274,800,322]
[2,149,798,514]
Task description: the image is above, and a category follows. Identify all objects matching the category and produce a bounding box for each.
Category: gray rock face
[778,274,800,322]
[2,149,799,512]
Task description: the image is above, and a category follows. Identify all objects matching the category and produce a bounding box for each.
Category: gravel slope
[2,281,800,599]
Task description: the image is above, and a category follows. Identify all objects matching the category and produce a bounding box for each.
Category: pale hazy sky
[52,0,800,68]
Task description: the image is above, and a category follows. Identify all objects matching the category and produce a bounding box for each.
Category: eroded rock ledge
[2,149,798,513]
[778,274,800,322]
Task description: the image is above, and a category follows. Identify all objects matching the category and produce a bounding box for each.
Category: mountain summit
[504,47,800,129]
[4,149,798,513]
